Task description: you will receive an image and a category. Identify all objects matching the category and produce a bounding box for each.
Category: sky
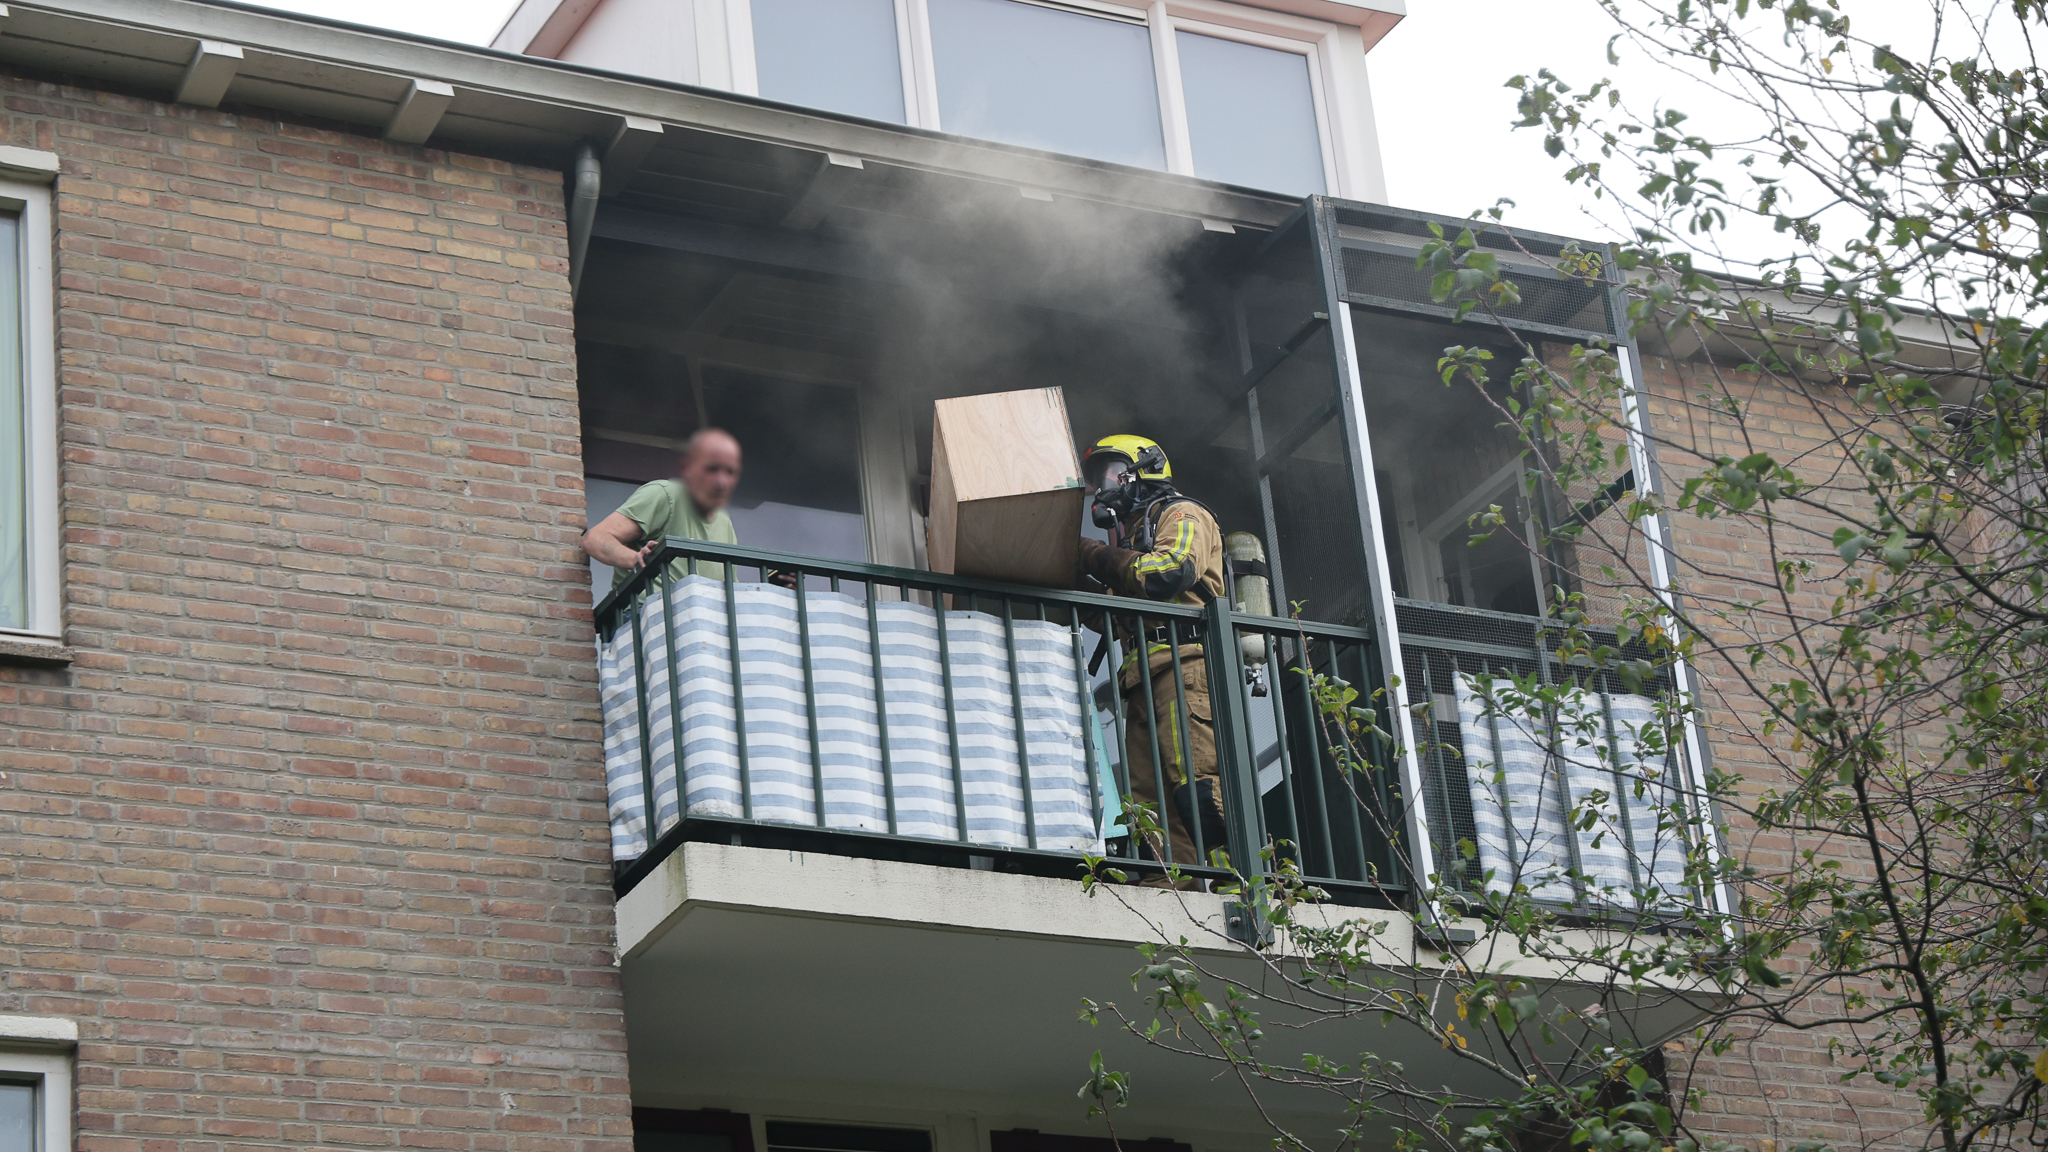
[245,0,1938,250]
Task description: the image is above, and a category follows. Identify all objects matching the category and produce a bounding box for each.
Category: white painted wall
[559,0,700,84]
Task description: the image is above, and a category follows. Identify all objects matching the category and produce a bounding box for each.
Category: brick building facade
[1636,350,1934,1152]
[0,4,1953,1152]
[0,72,632,1152]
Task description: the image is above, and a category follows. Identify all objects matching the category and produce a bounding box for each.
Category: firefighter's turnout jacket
[1077,497,1228,873]
[1079,496,1227,610]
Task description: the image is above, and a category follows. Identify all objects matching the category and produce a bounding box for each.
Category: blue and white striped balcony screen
[598,575,1104,861]
[1453,674,1691,905]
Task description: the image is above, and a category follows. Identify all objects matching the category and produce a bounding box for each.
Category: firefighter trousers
[1121,645,1229,877]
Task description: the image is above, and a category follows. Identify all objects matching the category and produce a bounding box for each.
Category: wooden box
[927,388,1084,588]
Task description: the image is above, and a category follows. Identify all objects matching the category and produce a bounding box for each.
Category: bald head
[679,427,741,516]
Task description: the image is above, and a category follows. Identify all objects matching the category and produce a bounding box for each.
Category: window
[729,1,1340,195]
[1176,29,1326,195]
[752,0,907,123]
[1362,313,1543,616]
[0,1083,30,1152]
[765,1122,930,1152]
[928,0,1165,169]
[580,351,867,601]
[0,1016,74,1152]
[0,212,27,631]
[633,1108,754,1152]
[0,167,56,640]
[991,1130,1191,1152]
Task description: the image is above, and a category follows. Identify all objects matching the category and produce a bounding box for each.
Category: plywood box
[928,388,1084,588]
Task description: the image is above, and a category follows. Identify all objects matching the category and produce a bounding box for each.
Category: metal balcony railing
[593,538,1406,902]
[1395,599,1705,913]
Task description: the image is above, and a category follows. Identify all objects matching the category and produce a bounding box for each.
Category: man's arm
[582,511,657,571]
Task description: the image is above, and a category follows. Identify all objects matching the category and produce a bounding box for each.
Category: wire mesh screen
[1536,342,1643,627]
[1398,601,1544,889]
[1255,338,1374,627]
[1254,630,1405,889]
[1328,206,1619,338]
[1395,600,1693,906]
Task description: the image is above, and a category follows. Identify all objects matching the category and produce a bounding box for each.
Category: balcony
[593,542,1712,1137]
[593,542,1712,1135]
[594,536,1400,903]
[575,169,1718,1135]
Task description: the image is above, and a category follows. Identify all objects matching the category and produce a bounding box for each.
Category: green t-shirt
[609,478,739,596]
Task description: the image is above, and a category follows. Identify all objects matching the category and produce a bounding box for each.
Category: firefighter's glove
[1076,536,1135,591]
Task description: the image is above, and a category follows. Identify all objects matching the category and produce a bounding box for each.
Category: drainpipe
[568,140,601,302]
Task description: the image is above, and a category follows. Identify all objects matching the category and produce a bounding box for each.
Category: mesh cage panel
[1395,600,1682,898]
[1329,205,1618,337]
[1263,632,1405,888]
[1536,342,1641,627]
[1340,248,1613,334]
[1397,602,1544,889]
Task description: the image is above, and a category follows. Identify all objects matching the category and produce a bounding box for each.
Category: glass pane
[753,0,906,124]
[930,0,1166,169]
[0,214,23,631]
[0,1082,32,1152]
[767,1122,931,1152]
[1176,30,1324,196]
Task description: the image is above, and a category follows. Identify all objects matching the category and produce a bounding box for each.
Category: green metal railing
[594,538,1408,901]
[1394,599,1703,913]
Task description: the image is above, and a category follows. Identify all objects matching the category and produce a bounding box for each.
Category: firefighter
[1076,434,1230,877]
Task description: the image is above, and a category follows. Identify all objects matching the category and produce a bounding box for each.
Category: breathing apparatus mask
[1086,443,1169,531]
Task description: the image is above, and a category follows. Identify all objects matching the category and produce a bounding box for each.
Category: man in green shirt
[583,427,743,597]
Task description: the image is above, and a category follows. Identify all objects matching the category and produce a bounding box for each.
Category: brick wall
[0,75,629,1152]
[1635,352,1928,1152]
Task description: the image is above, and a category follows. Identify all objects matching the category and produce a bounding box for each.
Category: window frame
[0,1015,76,1152]
[1152,5,1340,194]
[731,0,1345,195]
[0,169,57,641]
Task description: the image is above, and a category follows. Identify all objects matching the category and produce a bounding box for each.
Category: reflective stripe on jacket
[1084,499,1226,608]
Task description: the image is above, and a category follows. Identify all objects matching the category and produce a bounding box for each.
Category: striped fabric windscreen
[1453,674,1691,905]
[598,575,1105,861]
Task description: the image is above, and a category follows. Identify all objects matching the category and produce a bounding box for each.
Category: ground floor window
[767,1122,931,1152]
[0,1017,75,1152]
[633,1108,756,1152]
[631,1112,937,1152]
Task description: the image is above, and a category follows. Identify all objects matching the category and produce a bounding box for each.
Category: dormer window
[1176,26,1326,195]
[929,0,1166,169]
[507,0,1385,200]
[752,0,909,124]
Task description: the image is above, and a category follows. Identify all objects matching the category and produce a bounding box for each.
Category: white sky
[247,0,1938,249]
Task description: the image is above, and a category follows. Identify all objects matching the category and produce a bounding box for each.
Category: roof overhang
[0,0,1301,229]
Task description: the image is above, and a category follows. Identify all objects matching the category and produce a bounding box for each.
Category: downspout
[568,140,601,302]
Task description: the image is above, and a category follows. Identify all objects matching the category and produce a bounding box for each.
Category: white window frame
[727,0,1351,197]
[1151,4,1341,193]
[0,1014,77,1152]
[0,161,58,641]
